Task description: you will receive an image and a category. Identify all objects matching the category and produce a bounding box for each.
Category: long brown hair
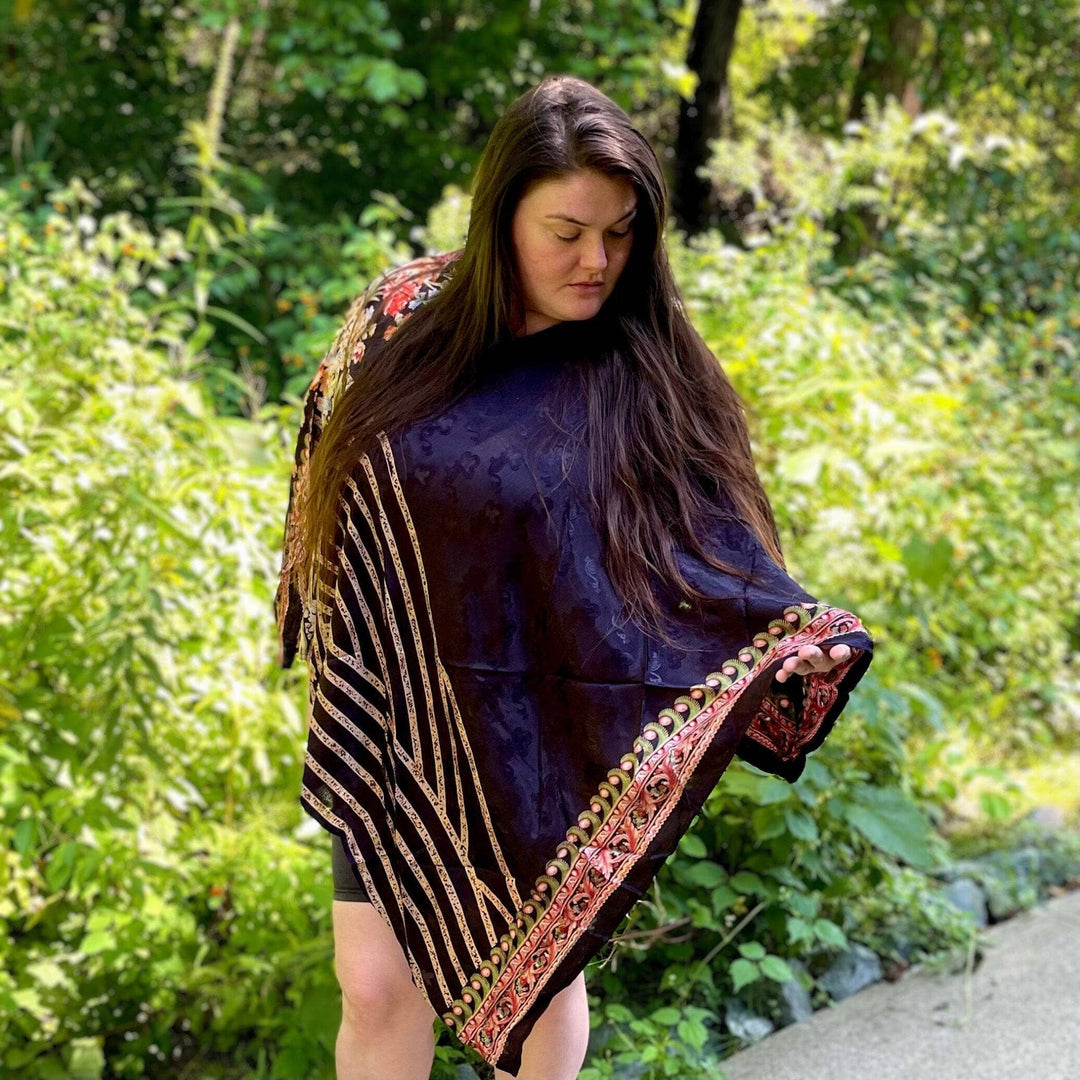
[298,74,785,644]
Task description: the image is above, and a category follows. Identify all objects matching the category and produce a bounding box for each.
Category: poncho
[274,252,874,1072]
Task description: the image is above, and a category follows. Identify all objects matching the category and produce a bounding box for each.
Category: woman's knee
[332,900,436,1029]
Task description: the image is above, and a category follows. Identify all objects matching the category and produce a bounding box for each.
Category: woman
[275,75,873,1079]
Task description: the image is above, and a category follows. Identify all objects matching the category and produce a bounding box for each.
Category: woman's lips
[569,282,603,293]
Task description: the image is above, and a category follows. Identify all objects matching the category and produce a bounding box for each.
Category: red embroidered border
[445,603,866,1063]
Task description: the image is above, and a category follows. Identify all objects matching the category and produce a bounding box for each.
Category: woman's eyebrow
[543,207,638,227]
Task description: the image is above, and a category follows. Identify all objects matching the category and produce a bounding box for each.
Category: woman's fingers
[774,643,852,683]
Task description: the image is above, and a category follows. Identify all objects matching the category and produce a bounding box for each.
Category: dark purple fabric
[295,308,873,1070]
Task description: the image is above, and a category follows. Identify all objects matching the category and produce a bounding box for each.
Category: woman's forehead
[518,170,637,220]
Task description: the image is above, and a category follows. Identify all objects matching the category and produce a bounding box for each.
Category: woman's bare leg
[493,970,590,1080]
[334,897,589,1080]
[332,899,438,1080]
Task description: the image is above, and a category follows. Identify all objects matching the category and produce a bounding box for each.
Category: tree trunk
[848,4,925,122]
[673,0,744,237]
[828,4,926,265]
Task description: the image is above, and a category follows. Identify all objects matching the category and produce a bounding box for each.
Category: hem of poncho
[442,603,872,1071]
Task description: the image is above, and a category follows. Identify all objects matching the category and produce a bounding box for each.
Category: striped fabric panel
[297,435,873,1071]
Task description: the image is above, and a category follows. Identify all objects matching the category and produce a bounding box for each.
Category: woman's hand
[774,643,852,684]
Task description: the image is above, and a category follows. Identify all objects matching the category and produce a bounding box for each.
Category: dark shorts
[331,831,371,903]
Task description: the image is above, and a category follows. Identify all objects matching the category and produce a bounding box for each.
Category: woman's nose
[579,236,608,273]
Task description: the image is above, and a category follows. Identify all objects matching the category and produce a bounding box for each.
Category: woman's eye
[556,229,631,242]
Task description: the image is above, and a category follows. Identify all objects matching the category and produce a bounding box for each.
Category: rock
[1008,845,1042,886]
[942,877,989,927]
[978,850,1039,919]
[725,998,775,1043]
[892,934,919,961]
[977,863,1033,922]
[818,943,883,1002]
[1036,842,1080,887]
[1025,805,1066,831]
[774,958,814,1026]
[935,857,986,884]
[874,909,928,963]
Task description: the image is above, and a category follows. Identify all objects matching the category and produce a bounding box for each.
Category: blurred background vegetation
[1,1,1078,1077]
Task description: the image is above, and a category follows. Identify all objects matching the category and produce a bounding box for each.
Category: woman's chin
[562,296,605,319]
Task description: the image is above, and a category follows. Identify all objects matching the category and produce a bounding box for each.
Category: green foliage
[574,65,1077,1068]
[686,97,1080,768]
[0,177,336,1078]
[754,0,1080,161]
[2,1,699,415]
[841,865,981,969]
[1,0,427,212]
[581,1000,727,1080]
[577,686,980,1068]
[2,3,1079,1076]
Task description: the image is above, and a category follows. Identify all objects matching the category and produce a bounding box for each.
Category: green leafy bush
[0,179,338,1078]
[676,114,1080,765]
[576,98,1078,1072]
[2,79,1078,1080]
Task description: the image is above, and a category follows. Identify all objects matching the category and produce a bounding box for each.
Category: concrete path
[719,888,1080,1080]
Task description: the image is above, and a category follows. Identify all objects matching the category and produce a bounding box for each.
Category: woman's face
[509,169,638,336]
